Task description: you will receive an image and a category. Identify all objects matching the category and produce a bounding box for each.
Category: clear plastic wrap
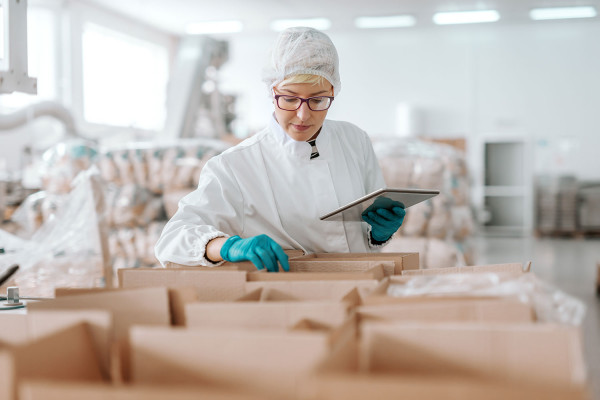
[0,167,107,297]
[386,273,586,326]
[39,139,99,194]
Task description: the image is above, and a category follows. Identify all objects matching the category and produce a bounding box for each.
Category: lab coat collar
[268,114,328,160]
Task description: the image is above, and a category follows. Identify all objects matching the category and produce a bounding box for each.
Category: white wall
[219,19,600,182]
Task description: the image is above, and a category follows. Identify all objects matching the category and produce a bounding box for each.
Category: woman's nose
[296,101,311,120]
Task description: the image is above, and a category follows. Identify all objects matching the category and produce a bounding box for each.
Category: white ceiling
[82,0,600,36]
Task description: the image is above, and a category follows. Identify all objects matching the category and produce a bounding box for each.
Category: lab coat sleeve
[154,156,244,267]
[360,131,391,249]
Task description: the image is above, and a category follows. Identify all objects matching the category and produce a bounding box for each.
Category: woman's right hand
[220,234,290,272]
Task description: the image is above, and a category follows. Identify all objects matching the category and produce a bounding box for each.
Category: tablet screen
[320,188,439,221]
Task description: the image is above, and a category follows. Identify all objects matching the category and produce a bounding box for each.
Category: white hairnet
[262,27,341,95]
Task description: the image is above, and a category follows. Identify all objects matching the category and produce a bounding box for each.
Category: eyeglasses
[273,93,334,111]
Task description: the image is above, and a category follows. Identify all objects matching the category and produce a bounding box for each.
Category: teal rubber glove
[361,205,406,243]
[220,235,290,272]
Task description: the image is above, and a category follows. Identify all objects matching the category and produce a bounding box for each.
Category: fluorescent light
[185,20,243,35]
[433,10,500,25]
[270,18,332,32]
[355,15,416,29]
[530,6,597,20]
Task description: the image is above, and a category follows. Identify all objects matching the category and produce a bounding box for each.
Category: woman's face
[272,80,334,141]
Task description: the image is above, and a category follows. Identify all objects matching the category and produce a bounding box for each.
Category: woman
[155,27,405,272]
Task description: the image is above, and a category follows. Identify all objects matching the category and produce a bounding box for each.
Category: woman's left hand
[361,206,406,242]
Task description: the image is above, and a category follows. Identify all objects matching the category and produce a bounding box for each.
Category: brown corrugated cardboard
[185,300,352,329]
[118,268,247,301]
[27,287,171,382]
[0,315,29,345]
[0,322,105,400]
[292,252,419,275]
[168,249,306,271]
[300,373,590,400]
[357,299,534,323]
[245,280,379,302]
[12,323,104,382]
[402,262,531,276]
[130,316,356,399]
[0,310,113,381]
[360,322,587,388]
[246,265,385,282]
[19,381,271,400]
[0,350,14,400]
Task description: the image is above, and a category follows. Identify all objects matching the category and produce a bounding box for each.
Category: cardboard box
[185,300,353,329]
[1,322,104,400]
[0,310,113,380]
[246,265,385,282]
[360,321,587,388]
[27,287,171,382]
[118,268,247,301]
[292,252,419,275]
[19,381,270,400]
[357,298,534,323]
[245,280,379,302]
[130,317,356,399]
[300,372,590,400]
[168,249,306,271]
[402,262,531,276]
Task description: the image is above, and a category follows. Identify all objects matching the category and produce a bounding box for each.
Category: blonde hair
[279,74,330,88]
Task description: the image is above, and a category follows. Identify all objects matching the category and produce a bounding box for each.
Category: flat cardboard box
[185,300,352,329]
[246,265,385,282]
[1,322,104,400]
[19,381,270,400]
[245,280,379,302]
[360,321,587,388]
[402,262,531,276]
[130,316,356,399]
[357,298,534,323]
[118,268,247,301]
[292,252,419,275]
[300,372,590,400]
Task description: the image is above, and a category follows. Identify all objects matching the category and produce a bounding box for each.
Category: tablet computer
[320,187,440,221]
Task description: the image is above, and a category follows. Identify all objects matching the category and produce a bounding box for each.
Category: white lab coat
[155,115,387,267]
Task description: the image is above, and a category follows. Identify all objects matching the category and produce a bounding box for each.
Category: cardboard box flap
[360,322,587,388]
[300,372,590,400]
[28,287,170,341]
[245,280,380,302]
[402,262,531,276]
[357,299,534,323]
[0,314,30,345]
[14,322,104,382]
[247,265,385,282]
[294,252,420,274]
[19,381,271,400]
[185,301,352,330]
[130,325,344,398]
[118,269,247,301]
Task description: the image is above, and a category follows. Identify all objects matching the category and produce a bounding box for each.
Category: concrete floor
[471,235,600,399]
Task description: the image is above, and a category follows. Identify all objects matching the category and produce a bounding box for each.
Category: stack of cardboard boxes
[0,252,590,400]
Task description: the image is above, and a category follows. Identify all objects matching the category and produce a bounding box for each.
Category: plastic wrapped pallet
[372,138,475,268]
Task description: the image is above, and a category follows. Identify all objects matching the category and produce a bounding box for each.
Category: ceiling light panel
[355,15,416,29]
[433,10,500,25]
[529,6,597,20]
